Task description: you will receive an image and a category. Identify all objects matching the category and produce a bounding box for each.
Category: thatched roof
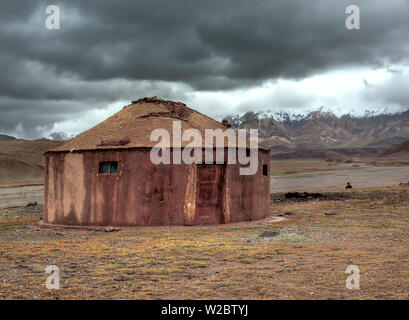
[48,97,261,152]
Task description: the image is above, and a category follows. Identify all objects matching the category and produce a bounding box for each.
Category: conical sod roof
[48,97,255,152]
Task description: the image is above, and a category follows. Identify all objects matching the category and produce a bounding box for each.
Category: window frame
[99,161,118,174]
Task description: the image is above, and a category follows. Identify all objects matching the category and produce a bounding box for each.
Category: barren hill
[379,139,409,160]
[0,134,17,141]
[0,138,62,186]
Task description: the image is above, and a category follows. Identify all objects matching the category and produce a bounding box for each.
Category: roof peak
[130,96,192,121]
[131,96,165,104]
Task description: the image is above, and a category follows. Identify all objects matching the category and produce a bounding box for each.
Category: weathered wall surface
[45,149,270,226]
[224,150,270,223]
[45,149,189,226]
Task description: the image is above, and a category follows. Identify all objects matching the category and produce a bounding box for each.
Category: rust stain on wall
[223,165,231,223]
[183,164,197,225]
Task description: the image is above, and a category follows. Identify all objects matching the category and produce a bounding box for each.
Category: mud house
[44,97,270,226]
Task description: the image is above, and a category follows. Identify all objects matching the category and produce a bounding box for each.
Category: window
[99,161,118,174]
[262,164,268,176]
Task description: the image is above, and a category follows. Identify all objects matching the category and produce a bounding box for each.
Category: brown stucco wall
[224,150,270,223]
[44,148,270,226]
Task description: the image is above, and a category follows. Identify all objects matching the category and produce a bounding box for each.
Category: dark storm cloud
[1,0,409,137]
[9,0,406,87]
[365,69,409,108]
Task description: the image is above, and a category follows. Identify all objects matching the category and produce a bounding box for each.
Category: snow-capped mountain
[224,107,409,151]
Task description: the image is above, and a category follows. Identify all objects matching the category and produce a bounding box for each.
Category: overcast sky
[1,0,409,139]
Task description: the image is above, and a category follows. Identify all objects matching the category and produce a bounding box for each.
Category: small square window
[262,164,268,176]
[99,161,118,174]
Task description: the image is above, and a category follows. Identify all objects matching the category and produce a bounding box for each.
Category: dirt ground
[0,185,44,209]
[0,161,408,299]
[0,187,408,299]
[271,162,409,193]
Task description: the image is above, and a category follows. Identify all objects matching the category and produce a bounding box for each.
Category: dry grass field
[0,187,408,300]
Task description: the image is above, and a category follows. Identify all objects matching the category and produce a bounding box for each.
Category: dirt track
[0,185,44,209]
[271,164,409,193]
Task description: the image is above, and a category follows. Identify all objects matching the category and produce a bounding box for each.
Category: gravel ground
[271,165,409,193]
[1,204,43,216]
[0,185,44,209]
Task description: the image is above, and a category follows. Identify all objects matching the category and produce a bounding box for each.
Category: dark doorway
[195,164,224,224]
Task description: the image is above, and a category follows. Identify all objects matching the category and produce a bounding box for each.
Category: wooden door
[195,164,224,224]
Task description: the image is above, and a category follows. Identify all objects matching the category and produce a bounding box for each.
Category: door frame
[194,163,226,225]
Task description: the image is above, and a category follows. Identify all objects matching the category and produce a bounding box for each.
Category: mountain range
[224,108,409,159]
[1,107,408,184]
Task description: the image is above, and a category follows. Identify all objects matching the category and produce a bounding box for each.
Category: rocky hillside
[225,108,409,153]
[379,139,409,160]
